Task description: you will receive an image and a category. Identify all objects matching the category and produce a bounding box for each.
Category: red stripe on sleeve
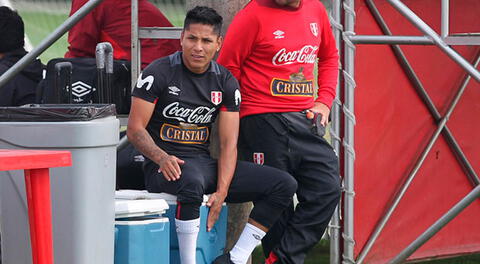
[176,201,181,219]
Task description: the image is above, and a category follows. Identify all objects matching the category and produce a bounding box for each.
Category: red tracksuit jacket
[217,0,339,118]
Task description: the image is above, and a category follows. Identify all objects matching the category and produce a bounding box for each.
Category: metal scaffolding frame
[130,0,182,89]
[328,0,343,262]
[327,0,480,263]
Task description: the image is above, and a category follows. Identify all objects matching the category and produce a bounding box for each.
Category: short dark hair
[0,6,25,53]
[183,6,223,36]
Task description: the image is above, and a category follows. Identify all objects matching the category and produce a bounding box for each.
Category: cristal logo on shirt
[271,79,314,96]
[160,123,209,144]
[272,45,318,66]
[162,102,215,124]
[270,67,314,97]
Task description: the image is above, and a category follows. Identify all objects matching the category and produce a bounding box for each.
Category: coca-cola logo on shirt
[272,45,318,66]
[162,102,215,124]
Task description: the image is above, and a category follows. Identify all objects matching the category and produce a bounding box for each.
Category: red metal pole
[24,168,54,264]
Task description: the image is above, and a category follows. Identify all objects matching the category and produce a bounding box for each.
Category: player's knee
[270,171,297,205]
[321,176,342,204]
[280,171,297,196]
[177,178,205,204]
[330,175,342,199]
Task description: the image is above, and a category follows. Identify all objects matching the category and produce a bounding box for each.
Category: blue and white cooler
[115,190,228,264]
[114,198,170,264]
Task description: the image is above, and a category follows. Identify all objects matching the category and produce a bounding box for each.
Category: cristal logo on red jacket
[162,102,215,124]
[272,45,318,66]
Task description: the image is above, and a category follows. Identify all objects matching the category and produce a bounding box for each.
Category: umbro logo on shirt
[273,30,285,39]
[169,85,181,95]
[133,155,144,162]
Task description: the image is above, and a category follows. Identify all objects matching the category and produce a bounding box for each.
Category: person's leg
[238,114,297,260]
[227,219,267,264]
[214,160,297,264]
[270,112,341,264]
[144,155,217,264]
[274,146,340,263]
[261,203,294,259]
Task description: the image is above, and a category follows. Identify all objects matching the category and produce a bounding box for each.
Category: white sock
[229,223,266,264]
[175,218,200,264]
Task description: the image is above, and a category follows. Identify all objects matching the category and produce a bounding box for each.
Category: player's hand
[206,192,226,232]
[307,102,330,126]
[157,154,185,181]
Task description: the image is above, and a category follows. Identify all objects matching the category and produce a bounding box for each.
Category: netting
[3,0,186,63]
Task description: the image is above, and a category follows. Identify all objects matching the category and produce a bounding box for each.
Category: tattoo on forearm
[129,129,165,162]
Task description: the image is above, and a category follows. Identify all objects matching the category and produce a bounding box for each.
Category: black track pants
[143,153,297,229]
[239,112,341,264]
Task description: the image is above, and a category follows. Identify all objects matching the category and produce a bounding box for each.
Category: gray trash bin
[0,104,119,264]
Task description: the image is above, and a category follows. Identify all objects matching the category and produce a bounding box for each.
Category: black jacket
[0,48,43,106]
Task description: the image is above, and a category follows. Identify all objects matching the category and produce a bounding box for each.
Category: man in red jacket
[217,0,340,263]
[65,0,180,68]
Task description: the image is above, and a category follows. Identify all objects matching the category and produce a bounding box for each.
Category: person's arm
[217,9,259,81]
[65,0,101,58]
[310,5,340,126]
[127,97,184,180]
[206,110,240,231]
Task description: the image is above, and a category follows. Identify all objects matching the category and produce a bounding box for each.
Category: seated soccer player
[127,6,297,264]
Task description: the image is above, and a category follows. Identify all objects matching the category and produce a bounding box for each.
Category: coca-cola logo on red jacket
[272,45,318,66]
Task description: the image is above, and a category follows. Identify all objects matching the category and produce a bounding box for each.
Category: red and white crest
[211,91,223,105]
[310,23,318,37]
[253,152,264,165]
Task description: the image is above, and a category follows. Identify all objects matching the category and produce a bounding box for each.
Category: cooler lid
[144,192,209,203]
[115,199,169,218]
[115,217,169,225]
[115,189,209,203]
[115,189,151,200]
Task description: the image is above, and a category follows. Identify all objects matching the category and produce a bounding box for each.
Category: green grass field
[20,10,69,63]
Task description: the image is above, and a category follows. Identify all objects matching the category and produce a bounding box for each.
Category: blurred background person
[65,0,180,68]
[0,6,43,106]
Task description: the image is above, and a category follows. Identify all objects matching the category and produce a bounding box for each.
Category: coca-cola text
[272,45,318,66]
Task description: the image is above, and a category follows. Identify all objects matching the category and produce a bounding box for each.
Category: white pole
[342,0,356,262]
[441,0,449,38]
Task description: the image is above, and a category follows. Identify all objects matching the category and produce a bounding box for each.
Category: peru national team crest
[253,152,265,165]
[310,23,318,37]
[211,91,223,105]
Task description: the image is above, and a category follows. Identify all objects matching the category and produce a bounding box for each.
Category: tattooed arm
[127,97,184,181]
